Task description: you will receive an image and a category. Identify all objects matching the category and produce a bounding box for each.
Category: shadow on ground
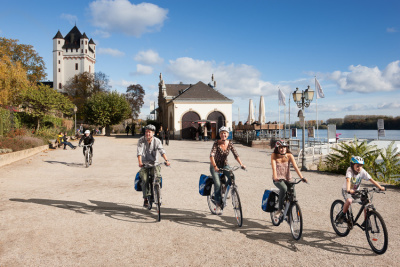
[44,160,83,168]
[9,197,375,255]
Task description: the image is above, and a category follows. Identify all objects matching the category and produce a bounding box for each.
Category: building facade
[157,74,233,139]
[53,26,96,93]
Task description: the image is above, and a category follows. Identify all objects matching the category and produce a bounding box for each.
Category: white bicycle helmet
[219,126,229,133]
[84,130,90,134]
[145,124,156,131]
[275,140,288,148]
[350,156,364,165]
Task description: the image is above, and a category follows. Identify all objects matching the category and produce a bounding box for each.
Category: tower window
[58,68,61,72]
[85,41,87,45]
[76,49,78,52]
[66,49,68,52]
[81,49,83,53]
[81,41,83,44]
[58,52,60,56]
[58,40,60,44]
[75,63,78,70]
[58,60,60,64]
[59,83,62,89]
[85,49,87,53]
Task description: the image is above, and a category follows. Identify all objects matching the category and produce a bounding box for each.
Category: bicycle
[270,178,306,240]
[330,187,388,254]
[141,163,168,222]
[207,166,246,227]
[81,144,93,168]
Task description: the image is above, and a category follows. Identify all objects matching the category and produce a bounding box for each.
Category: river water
[283,129,400,142]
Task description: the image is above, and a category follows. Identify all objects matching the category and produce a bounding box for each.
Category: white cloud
[60,13,78,25]
[327,61,400,93]
[92,29,111,38]
[89,0,168,37]
[97,47,125,57]
[131,64,153,76]
[377,102,400,109]
[166,57,292,97]
[109,79,136,92]
[134,49,163,65]
[387,27,397,33]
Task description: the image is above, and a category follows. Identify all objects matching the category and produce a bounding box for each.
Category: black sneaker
[337,212,345,224]
[143,199,149,207]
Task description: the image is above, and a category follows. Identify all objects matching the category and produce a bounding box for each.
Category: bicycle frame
[280,179,302,222]
[219,166,239,209]
[346,189,377,230]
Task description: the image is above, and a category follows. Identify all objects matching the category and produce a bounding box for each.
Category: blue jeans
[210,164,234,205]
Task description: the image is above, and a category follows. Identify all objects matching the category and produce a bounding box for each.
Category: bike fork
[282,202,290,222]
[222,184,231,208]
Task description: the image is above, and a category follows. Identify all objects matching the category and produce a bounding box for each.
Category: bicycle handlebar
[218,166,245,173]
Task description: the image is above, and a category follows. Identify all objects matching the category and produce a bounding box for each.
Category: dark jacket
[79,135,95,146]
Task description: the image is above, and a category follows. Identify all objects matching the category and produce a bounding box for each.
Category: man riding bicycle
[79,130,95,156]
[137,124,170,207]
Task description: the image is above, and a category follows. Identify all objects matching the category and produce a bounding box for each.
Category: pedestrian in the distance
[125,125,130,136]
[159,126,165,144]
[165,127,170,146]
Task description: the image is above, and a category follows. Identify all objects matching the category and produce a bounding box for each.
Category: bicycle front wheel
[89,151,92,165]
[365,210,388,254]
[154,184,161,222]
[207,184,217,215]
[289,202,303,240]
[330,199,350,237]
[231,187,243,227]
[85,150,89,168]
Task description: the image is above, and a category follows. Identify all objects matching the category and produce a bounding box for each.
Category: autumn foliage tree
[126,84,145,119]
[0,37,46,83]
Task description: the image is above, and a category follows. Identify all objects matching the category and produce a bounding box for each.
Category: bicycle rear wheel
[207,184,217,215]
[365,210,388,254]
[85,150,89,168]
[289,202,303,240]
[330,200,350,237]
[231,187,243,227]
[270,193,281,226]
[154,184,161,222]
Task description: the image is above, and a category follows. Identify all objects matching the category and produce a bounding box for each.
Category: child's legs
[342,190,353,213]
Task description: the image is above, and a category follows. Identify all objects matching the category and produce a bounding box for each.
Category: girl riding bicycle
[271,140,307,219]
[210,126,246,215]
[338,156,385,222]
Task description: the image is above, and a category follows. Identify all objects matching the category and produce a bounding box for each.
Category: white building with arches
[157,74,233,139]
[53,26,96,93]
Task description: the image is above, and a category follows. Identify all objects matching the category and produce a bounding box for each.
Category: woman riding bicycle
[271,140,307,219]
[210,126,246,215]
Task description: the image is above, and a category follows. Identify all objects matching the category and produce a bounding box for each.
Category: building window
[58,68,60,72]
[58,60,60,64]
[59,83,62,89]
[58,40,60,44]
[58,52,60,56]
[85,49,87,53]
[66,49,68,52]
[76,49,78,52]
[75,63,78,70]
[89,66,91,73]
[81,49,83,53]
[85,41,87,45]
[81,41,83,44]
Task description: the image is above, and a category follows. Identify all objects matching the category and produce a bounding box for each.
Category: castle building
[53,26,96,93]
[157,74,233,139]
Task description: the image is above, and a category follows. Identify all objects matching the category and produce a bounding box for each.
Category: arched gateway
[207,111,225,139]
[181,111,200,139]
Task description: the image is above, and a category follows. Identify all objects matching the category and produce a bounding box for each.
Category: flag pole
[315,77,319,141]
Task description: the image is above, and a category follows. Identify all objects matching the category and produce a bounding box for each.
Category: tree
[22,84,74,131]
[0,53,31,106]
[126,84,145,119]
[84,91,130,135]
[0,37,46,83]
[64,72,111,118]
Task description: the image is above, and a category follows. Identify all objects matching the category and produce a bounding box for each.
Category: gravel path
[1,135,399,266]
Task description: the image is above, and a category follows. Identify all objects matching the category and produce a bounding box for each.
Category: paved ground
[1,135,399,266]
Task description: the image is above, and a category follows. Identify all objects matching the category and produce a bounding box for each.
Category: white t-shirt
[342,167,371,191]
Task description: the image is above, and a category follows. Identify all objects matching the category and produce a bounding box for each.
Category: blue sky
[1,0,399,123]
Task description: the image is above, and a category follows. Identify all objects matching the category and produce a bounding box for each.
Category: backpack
[261,189,279,212]
[199,174,213,196]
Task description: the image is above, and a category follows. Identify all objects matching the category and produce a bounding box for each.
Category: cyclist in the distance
[271,140,307,219]
[79,130,95,157]
[137,124,170,207]
[338,156,385,223]
[210,126,246,215]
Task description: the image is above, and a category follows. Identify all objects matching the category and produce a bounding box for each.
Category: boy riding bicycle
[137,124,170,207]
[338,156,385,223]
[79,130,95,156]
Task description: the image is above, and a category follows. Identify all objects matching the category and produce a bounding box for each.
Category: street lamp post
[292,85,314,171]
[74,105,77,135]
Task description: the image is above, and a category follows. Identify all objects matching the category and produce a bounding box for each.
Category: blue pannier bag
[262,189,278,212]
[199,174,213,196]
[135,172,163,192]
[135,172,142,191]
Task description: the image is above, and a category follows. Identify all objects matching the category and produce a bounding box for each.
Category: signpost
[377,119,385,139]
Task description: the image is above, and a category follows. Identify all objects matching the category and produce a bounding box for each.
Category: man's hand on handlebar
[301,177,308,183]
[164,160,170,167]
